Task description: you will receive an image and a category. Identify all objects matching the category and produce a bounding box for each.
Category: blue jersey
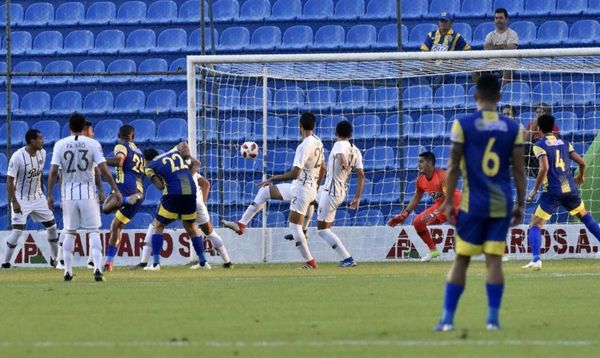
[533,135,577,195]
[114,141,144,195]
[421,29,471,52]
[144,151,195,196]
[450,110,523,218]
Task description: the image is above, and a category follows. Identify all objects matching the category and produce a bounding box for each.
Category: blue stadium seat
[554,111,578,136]
[307,85,336,111]
[521,0,555,16]
[335,85,368,111]
[364,0,395,19]
[217,87,240,110]
[219,27,250,51]
[51,91,82,115]
[266,212,286,228]
[373,24,407,49]
[0,184,7,208]
[311,25,345,50]
[536,21,568,47]
[223,181,241,204]
[113,90,145,114]
[130,213,153,229]
[271,0,301,21]
[465,85,477,108]
[83,90,114,114]
[302,0,333,20]
[567,20,600,46]
[240,86,272,110]
[202,148,230,175]
[363,146,395,170]
[432,145,452,165]
[29,31,63,56]
[61,30,94,54]
[134,58,168,82]
[500,82,530,106]
[368,86,399,110]
[412,114,447,139]
[20,92,50,115]
[472,22,495,48]
[427,0,460,19]
[402,85,432,109]
[283,116,300,139]
[145,89,177,114]
[493,0,524,16]
[187,28,219,51]
[75,60,105,84]
[226,151,261,174]
[452,23,473,44]
[248,26,281,51]
[279,26,313,50]
[407,23,437,50]
[585,0,600,15]
[155,28,187,53]
[532,82,562,106]
[564,82,595,105]
[353,115,381,139]
[382,114,408,139]
[0,121,29,146]
[401,0,427,19]
[85,1,117,25]
[213,0,239,21]
[510,21,536,47]
[129,119,157,143]
[0,92,18,114]
[222,117,252,141]
[583,112,600,136]
[197,117,218,141]
[347,177,373,203]
[0,62,5,84]
[355,209,384,226]
[32,120,60,145]
[273,86,305,110]
[146,0,178,23]
[178,0,207,22]
[0,154,7,177]
[319,115,344,140]
[266,148,295,173]
[115,1,146,24]
[53,2,84,25]
[22,3,54,26]
[124,29,156,54]
[157,118,187,142]
[89,29,125,54]
[0,4,23,25]
[107,59,136,83]
[240,0,270,21]
[433,84,465,109]
[555,0,586,15]
[143,184,162,206]
[95,119,123,144]
[253,116,284,140]
[458,0,492,18]
[332,0,364,20]
[12,61,42,85]
[6,31,32,54]
[342,24,376,49]
[371,179,400,203]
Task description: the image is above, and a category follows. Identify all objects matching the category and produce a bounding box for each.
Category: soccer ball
[240,141,259,159]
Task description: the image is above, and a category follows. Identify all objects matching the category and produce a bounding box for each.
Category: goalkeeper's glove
[387,210,410,227]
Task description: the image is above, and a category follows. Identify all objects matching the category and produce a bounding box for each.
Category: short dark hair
[119,124,135,139]
[495,8,508,18]
[419,151,436,166]
[83,121,93,129]
[335,120,353,138]
[69,112,86,132]
[144,148,159,161]
[537,114,555,134]
[25,129,41,144]
[502,104,517,118]
[476,74,501,102]
[535,103,552,116]
[299,112,316,131]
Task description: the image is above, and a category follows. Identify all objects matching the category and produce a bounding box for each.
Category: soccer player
[317,120,363,267]
[48,113,122,281]
[2,129,59,269]
[387,152,461,262]
[100,125,145,272]
[142,146,207,271]
[435,74,526,332]
[258,112,325,269]
[523,115,600,270]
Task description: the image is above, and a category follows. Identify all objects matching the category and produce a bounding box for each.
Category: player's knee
[413,217,427,233]
[7,230,22,247]
[12,224,25,231]
[42,220,56,228]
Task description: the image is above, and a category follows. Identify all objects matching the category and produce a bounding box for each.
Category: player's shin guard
[290,222,313,261]
[62,234,76,275]
[3,229,22,264]
[303,204,315,233]
[47,225,58,260]
[207,232,230,263]
[581,213,600,242]
[239,187,270,225]
[140,224,154,264]
[190,236,207,264]
[528,226,542,262]
[57,234,65,262]
[486,283,504,326]
[440,282,464,325]
[414,219,436,251]
[318,229,350,260]
[89,232,103,271]
[151,234,163,265]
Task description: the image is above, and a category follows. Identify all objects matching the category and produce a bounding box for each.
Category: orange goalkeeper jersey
[416,168,461,206]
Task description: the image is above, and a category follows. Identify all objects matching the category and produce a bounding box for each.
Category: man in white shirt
[48,113,121,282]
[259,112,325,269]
[484,8,519,82]
[3,129,58,269]
[317,120,364,267]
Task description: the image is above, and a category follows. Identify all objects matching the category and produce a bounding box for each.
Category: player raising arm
[523,114,600,270]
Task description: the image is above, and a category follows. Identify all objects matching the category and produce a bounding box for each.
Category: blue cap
[439,12,453,21]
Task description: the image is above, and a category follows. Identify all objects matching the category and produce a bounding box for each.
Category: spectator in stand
[502,104,517,119]
[524,103,560,178]
[484,8,519,83]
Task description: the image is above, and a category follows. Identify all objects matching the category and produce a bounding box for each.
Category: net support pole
[261,67,269,263]
[187,59,198,159]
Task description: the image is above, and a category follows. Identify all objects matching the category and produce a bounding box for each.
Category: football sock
[207,232,230,263]
[140,224,154,264]
[303,204,315,232]
[105,244,118,264]
[191,236,207,264]
[151,234,163,266]
[57,234,64,262]
[3,229,22,264]
[318,229,351,260]
[440,282,464,325]
[486,283,504,325]
[290,222,313,261]
[239,187,270,225]
[89,232,103,271]
[62,234,75,275]
[581,213,600,242]
[414,219,437,250]
[529,226,542,262]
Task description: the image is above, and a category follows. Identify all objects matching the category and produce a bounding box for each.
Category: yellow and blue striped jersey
[533,135,577,194]
[114,141,144,195]
[144,151,195,196]
[450,110,523,218]
[421,29,471,52]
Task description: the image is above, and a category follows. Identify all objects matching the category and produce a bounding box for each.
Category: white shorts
[290,183,317,216]
[63,199,101,231]
[11,195,54,226]
[275,183,292,201]
[317,192,346,223]
[195,196,210,226]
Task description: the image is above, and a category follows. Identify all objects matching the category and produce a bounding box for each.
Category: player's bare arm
[511,145,526,226]
[197,176,210,202]
[349,168,365,210]
[571,151,587,185]
[149,175,165,191]
[98,162,122,204]
[317,161,326,186]
[94,166,105,203]
[528,154,548,202]
[440,142,463,225]
[47,164,60,211]
[6,176,21,214]
[259,166,301,187]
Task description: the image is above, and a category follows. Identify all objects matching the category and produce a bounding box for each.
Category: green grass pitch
[1,260,600,357]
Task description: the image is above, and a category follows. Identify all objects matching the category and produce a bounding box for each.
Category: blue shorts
[535,191,585,221]
[454,211,510,256]
[115,188,144,225]
[156,194,197,225]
